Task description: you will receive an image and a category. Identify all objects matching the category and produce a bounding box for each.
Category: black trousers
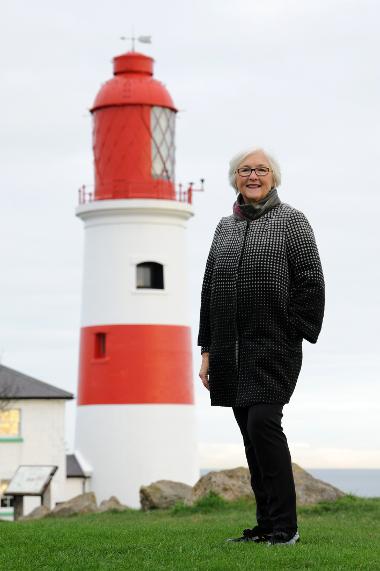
[232,403,297,533]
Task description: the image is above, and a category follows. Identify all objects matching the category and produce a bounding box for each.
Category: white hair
[228,147,282,193]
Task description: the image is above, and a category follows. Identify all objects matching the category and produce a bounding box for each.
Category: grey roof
[0,364,74,400]
[66,454,88,478]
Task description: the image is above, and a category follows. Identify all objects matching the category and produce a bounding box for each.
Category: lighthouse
[74,49,199,508]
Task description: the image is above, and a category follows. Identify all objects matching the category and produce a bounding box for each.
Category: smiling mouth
[246,184,261,189]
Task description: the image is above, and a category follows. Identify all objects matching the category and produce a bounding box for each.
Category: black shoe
[267,529,300,546]
[226,525,273,543]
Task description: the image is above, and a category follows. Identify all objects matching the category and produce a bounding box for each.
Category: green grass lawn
[1,494,379,570]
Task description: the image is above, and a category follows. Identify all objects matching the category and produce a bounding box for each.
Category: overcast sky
[1,0,379,470]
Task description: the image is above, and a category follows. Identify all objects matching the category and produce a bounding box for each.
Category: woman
[198,147,325,546]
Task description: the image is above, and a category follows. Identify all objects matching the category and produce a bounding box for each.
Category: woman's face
[235,151,274,203]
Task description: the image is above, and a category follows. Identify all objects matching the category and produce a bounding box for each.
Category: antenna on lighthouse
[120,34,152,52]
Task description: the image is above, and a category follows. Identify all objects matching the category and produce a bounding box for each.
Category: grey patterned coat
[197,202,325,406]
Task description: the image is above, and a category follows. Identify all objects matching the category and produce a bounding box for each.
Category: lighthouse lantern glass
[151,106,175,180]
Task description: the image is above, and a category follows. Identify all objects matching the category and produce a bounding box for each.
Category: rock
[19,505,51,521]
[50,492,98,517]
[188,464,345,506]
[140,480,193,510]
[292,462,345,504]
[98,496,129,512]
[186,467,252,505]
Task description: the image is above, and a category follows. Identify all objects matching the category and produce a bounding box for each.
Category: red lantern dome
[91,51,177,201]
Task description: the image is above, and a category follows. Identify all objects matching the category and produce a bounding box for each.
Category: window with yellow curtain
[0,409,21,438]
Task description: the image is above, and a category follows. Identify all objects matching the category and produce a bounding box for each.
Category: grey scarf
[233,187,281,221]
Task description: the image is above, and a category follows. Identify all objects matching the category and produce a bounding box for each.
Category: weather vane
[120,33,152,52]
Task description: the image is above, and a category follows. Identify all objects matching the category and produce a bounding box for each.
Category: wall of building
[0,399,67,517]
[64,477,87,501]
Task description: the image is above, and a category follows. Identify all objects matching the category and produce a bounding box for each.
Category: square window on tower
[136,262,164,289]
[94,332,107,359]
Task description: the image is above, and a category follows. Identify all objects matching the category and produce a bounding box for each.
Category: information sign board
[6,465,57,495]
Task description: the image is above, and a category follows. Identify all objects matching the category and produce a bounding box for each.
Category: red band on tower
[78,324,194,405]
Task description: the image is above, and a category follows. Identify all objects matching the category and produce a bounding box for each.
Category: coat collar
[233,187,282,222]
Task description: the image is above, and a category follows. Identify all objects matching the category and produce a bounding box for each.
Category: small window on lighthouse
[94,332,107,358]
[136,262,164,289]
[151,106,175,181]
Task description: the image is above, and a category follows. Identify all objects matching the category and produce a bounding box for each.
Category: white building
[0,364,89,520]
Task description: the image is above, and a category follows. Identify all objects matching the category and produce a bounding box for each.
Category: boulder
[19,505,51,521]
[186,467,252,505]
[140,480,192,510]
[187,464,345,506]
[292,462,345,504]
[50,492,98,517]
[98,496,129,512]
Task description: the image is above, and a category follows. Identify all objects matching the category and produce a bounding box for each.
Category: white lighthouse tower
[74,49,200,508]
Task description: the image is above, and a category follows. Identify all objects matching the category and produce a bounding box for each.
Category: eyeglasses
[235,166,272,177]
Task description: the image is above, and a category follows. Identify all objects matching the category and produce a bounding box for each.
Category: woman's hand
[199,353,210,391]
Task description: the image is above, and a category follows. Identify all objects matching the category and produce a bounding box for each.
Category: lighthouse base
[74,403,200,509]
